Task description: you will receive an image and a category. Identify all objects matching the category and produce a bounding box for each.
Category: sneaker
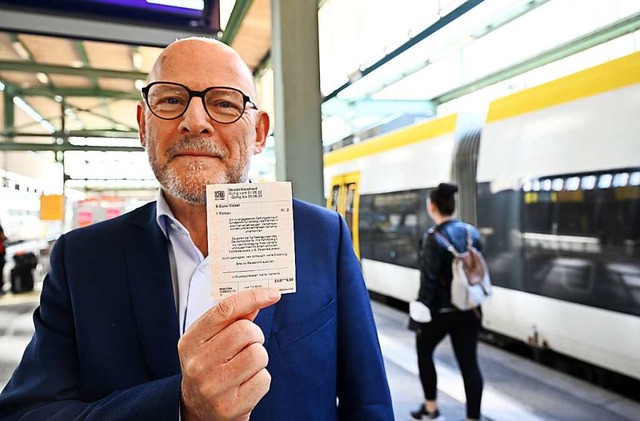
[409,404,444,420]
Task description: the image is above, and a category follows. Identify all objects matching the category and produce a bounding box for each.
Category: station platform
[1,294,639,420]
[373,301,640,421]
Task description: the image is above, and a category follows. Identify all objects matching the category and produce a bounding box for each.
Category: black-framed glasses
[141,81,258,124]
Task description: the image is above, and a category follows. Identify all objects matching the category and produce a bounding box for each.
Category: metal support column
[58,100,67,211]
[2,88,15,170]
[270,0,324,205]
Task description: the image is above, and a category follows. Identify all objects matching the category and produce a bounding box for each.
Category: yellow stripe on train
[487,51,640,123]
[323,113,458,167]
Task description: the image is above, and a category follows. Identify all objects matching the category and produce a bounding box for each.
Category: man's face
[137,40,268,205]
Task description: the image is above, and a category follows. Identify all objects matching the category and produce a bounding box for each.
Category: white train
[324,51,640,382]
[0,169,45,243]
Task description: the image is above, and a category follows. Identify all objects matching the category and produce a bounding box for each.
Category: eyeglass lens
[146,84,246,122]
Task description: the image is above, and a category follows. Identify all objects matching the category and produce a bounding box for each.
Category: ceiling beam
[1,130,139,139]
[0,60,147,80]
[17,87,139,100]
[221,0,253,46]
[0,142,143,152]
[73,39,115,128]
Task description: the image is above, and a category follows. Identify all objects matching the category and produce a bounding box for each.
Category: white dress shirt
[155,190,220,336]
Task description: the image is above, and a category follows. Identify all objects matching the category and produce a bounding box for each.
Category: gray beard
[148,137,250,205]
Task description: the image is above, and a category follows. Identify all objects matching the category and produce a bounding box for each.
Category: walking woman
[410,183,484,421]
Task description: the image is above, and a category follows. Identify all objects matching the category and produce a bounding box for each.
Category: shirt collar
[155,189,188,239]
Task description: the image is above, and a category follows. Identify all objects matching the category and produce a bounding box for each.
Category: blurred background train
[324,51,640,388]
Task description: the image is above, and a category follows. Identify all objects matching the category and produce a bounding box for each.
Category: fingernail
[268,288,281,300]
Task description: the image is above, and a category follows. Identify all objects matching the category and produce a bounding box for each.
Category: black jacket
[417,219,482,312]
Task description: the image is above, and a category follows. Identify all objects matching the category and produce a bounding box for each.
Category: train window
[521,169,640,316]
[358,195,374,259]
[581,175,597,190]
[358,189,428,269]
[329,185,340,211]
[552,178,564,191]
[612,173,629,187]
[598,174,613,189]
[523,169,640,241]
[565,177,580,191]
[345,184,355,214]
[344,183,356,233]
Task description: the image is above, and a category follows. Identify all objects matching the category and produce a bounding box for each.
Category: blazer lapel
[126,203,181,379]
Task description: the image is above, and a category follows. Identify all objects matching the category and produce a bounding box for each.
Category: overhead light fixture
[13,96,56,134]
[54,95,64,103]
[134,79,145,90]
[12,41,31,60]
[36,72,50,84]
[71,61,84,68]
[132,51,143,70]
[0,81,5,91]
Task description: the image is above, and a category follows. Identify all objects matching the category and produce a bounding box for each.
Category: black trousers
[416,309,483,419]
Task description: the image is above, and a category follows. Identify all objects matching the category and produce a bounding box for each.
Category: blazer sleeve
[0,235,181,421]
[334,215,394,420]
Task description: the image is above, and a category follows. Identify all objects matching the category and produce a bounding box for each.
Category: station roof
[0,0,271,142]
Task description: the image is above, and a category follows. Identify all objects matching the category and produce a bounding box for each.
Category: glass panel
[359,189,427,268]
[329,185,341,212]
[344,182,356,234]
[521,169,640,316]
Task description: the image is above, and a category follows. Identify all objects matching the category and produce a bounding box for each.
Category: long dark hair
[430,182,458,216]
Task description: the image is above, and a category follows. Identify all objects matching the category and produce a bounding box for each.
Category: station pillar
[270,0,324,206]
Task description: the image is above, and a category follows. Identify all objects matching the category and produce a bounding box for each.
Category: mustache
[167,137,227,159]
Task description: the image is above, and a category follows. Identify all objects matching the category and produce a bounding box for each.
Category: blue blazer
[0,199,393,420]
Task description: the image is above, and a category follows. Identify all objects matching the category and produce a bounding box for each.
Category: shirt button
[170,223,177,230]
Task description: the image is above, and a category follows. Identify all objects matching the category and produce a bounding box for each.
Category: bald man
[0,38,393,421]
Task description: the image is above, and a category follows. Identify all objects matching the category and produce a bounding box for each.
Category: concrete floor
[1,293,639,421]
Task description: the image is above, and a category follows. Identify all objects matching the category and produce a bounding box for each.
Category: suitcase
[10,252,37,293]
[10,267,34,293]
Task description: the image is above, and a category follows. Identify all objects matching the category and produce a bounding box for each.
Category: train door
[327,172,361,258]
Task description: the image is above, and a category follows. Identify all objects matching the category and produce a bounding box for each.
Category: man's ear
[137,101,147,148]
[253,111,270,154]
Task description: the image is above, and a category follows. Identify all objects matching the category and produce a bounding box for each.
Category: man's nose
[177,98,214,134]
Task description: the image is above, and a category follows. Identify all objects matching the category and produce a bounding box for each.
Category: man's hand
[178,288,281,421]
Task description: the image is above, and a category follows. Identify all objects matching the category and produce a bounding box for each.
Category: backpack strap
[430,228,461,259]
[464,224,474,251]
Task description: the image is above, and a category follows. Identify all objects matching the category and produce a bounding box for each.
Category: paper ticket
[206,182,296,298]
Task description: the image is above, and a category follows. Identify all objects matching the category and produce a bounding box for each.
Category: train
[0,168,46,243]
[323,51,640,382]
